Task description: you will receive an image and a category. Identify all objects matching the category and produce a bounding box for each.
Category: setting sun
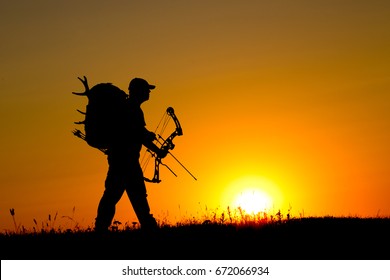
[221,176,283,214]
[233,189,272,214]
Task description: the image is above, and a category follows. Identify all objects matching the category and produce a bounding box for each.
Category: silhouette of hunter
[94,77,167,233]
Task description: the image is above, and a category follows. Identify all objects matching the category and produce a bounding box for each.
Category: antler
[72,76,90,96]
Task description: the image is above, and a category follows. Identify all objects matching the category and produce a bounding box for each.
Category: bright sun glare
[233,189,272,214]
[222,176,282,214]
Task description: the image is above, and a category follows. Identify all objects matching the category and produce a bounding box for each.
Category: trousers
[94,154,157,231]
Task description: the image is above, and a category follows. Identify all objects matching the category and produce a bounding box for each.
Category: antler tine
[72,129,82,137]
[72,76,90,96]
[72,129,85,140]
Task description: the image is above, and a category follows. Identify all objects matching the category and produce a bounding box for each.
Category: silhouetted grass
[1,208,389,260]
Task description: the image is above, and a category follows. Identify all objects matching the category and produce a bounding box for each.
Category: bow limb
[143,149,178,183]
[143,152,162,183]
[159,107,183,153]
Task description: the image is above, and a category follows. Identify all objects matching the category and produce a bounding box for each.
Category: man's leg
[126,178,158,231]
[95,170,125,232]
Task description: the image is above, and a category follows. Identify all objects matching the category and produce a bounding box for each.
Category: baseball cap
[128,78,156,91]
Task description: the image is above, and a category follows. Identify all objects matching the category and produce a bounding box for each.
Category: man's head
[128,77,156,104]
[128,77,155,92]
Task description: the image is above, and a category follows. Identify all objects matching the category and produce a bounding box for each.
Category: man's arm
[142,129,168,158]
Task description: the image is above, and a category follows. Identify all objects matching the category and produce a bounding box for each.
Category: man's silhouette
[94,77,167,233]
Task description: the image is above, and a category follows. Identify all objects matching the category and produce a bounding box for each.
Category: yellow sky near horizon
[1,1,390,231]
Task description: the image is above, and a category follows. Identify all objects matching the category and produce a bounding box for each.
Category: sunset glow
[1,1,390,231]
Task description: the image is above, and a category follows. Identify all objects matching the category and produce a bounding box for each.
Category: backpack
[72,76,128,151]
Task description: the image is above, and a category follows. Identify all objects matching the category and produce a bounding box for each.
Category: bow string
[142,107,196,183]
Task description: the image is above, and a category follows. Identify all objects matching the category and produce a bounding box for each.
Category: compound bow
[142,107,197,183]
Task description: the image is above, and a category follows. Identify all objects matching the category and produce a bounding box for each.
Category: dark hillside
[1,217,389,260]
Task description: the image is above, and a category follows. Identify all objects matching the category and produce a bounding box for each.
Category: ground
[1,217,389,260]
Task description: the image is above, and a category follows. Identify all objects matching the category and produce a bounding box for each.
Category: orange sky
[1,1,389,231]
